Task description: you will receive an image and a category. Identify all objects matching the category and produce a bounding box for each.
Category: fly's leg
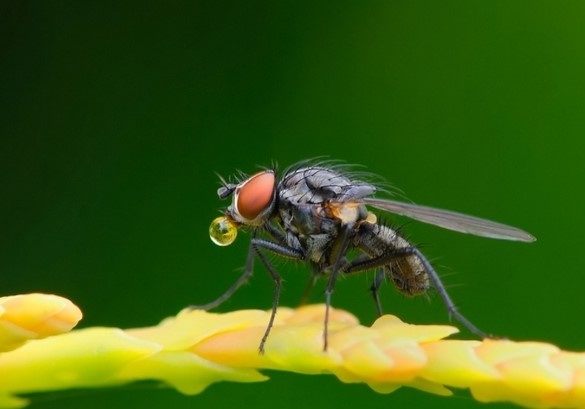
[253,244,281,354]
[343,253,385,316]
[191,230,305,353]
[299,267,321,305]
[342,247,416,317]
[189,240,257,310]
[411,247,490,339]
[343,247,489,339]
[370,269,385,316]
[250,237,305,354]
[323,224,354,351]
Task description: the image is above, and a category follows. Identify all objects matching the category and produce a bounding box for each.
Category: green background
[2,1,585,408]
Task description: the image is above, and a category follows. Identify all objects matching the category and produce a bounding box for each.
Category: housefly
[200,160,535,353]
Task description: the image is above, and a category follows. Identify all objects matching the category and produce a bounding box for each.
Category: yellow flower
[1,293,585,409]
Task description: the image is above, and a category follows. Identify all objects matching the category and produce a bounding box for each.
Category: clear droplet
[209,216,237,246]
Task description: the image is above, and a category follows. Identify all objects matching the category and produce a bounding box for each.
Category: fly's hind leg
[343,246,490,339]
[410,247,490,339]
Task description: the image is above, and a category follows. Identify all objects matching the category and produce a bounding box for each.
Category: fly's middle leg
[322,223,354,351]
[371,269,385,316]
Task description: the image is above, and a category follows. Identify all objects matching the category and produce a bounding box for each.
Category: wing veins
[363,197,535,242]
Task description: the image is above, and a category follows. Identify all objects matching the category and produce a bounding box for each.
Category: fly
[199,160,535,353]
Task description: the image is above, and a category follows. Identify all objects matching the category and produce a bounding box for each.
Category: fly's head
[209,170,277,246]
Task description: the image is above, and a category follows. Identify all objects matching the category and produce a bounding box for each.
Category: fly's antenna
[215,172,236,199]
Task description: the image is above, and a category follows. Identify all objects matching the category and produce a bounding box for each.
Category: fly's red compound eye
[234,171,276,221]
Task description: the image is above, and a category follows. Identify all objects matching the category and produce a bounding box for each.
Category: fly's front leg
[189,239,258,310]
[251,237,304,353]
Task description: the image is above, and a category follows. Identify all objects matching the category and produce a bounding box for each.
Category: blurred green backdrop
[2,1,585,408]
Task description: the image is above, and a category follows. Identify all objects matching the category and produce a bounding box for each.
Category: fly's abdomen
[354,222,430,296]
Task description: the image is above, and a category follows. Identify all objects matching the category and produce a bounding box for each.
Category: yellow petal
[0,294,82,352]
[2,300,585,409]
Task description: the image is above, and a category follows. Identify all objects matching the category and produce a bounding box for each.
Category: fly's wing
[363,197,535,242]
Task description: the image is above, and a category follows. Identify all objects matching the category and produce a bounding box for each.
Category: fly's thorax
[303,233,335,264]
[277,203,340,265]
[278,189,352,235]
[354,221,430,296]
[278,166,377,205]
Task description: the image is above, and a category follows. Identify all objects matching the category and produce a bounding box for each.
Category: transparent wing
[363,197,535,242]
